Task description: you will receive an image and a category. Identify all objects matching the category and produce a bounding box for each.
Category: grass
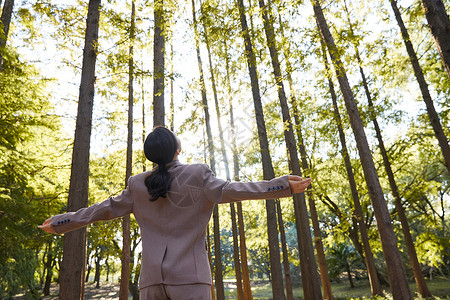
[223,276,450,299]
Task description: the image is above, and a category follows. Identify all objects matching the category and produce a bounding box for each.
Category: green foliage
[0,49,67,298]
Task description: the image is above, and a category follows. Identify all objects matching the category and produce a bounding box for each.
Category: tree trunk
[319,36,382,296]
[141,62,147,173]
[230,203,244,300]
[207,225,216,300]
[258,1,323,298]
[94,250,101,288]
[225,39,253,299]
[120,2,135,299]
[0,0,14,72]
[421,0,450,79]
[169,38,174,132]
[391,0,450,173]
[343,1,432,295]
[153,0,165,127]
[191,1,224,298]
[236,0,285,298]
[276,200,294,300]
[59,1,100,299]
[278,11,336,299]
[312,1,413,298]
[43,242,54,296]
[345,261,354,288]
[199,3,244,297]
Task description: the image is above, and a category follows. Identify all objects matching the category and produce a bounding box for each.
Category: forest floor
[12,277,450,299]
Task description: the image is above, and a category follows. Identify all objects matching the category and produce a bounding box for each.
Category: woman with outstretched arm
[39,126,312,300]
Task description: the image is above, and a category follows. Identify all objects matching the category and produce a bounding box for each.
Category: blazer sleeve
[201,164,292,204]
[50,182,134,235]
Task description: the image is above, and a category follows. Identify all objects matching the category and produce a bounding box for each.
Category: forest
[0,0,449,299]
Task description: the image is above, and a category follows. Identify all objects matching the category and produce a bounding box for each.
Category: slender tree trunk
[275,200,294,300]
[421,0,450,79]
[85,263,91,283]
[43,242,54,296]
[0,0,14,72]
[258,1,323,298]
[312,1,413,298]
[391,0,450,173]
[142,62,147,173]
[319,40,382,296]
[200,3,244,298]
[94,250,101,288]
[207,225,216,300]
[170,38,174,132]
[120,2,135,299]
[59,1,100,299]
[342,2,432,295]
[345,261,354,288]
[279,12,336,299]
[191,1,224,298]
[153,0,165,127]
[230,203,244,300]
[236,0,285,298]
[225,38,253,300]
[236,202,253,299]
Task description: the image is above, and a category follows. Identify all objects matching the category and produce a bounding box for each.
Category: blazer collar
[165,159,182,169]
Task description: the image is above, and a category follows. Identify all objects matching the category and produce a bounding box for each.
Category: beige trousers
[140,284,211,300]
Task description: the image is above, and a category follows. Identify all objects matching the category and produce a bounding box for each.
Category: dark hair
[144,126,179,201]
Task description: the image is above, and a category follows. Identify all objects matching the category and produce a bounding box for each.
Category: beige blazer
[51,160,292,289]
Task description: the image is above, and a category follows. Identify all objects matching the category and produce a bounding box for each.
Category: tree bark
[0,0,14,72]
[120,2,135,299]
[391,0,450,173]
[312,0,412,298]
[191,1,224,298]
[94,249,101,288]
[258,1,323,298]
[170,38,174,132]
[236,0,285,298]
[153,0,165,127]
[225,39,253,299]
[43,242,54,296]
[346,2,431,294]
[319,39,382,296]
[59,1,100,299]
[278,11,336,299]
[275,200,295,300]
[421,0,450,79]
[207,225,216,300]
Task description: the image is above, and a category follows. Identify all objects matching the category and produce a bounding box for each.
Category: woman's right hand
[288,175,312,194]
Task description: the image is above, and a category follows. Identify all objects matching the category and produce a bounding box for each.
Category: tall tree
[236,0,285,298]
[319,38,382,296]
[0,0,14,72]
[277,10,335,298]
[199,2,244,298]
[59,0,101,299]
[312,0,413,298]
[258,1,323,298]
[343,1,431,296]
[191,1,224,298]
[275,200,294,300]
[223,30,253,300]
[119,1,135,299]
[390,0,450,173]
[421,0,450,79]
[153,0,165,126]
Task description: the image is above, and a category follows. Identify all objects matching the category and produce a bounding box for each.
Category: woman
[39,126,312,300]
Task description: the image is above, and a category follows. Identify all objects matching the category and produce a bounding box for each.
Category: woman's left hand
[38,218,56,234]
